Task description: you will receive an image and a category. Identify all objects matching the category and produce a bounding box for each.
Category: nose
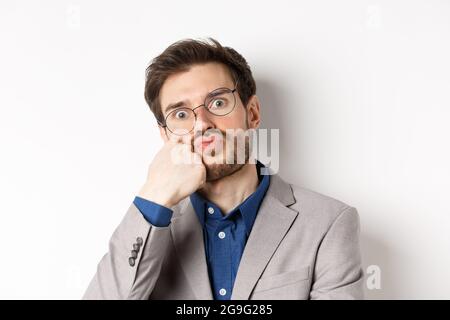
[193,106,215,133]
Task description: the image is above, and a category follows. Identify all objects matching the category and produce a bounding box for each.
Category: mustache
[193,128,225,141]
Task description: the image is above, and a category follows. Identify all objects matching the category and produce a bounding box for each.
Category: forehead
[159,62,235,114]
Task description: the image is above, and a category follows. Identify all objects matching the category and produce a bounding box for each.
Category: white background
[1,0,449,299]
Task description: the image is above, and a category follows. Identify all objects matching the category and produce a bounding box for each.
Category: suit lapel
[171,173,298,300]
[231,174,299,300]
[171,199,214,300]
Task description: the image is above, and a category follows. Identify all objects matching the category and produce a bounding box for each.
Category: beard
[203,138,250,182]
[205,162,245,182]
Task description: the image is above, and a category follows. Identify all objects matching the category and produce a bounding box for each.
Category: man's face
[159,62,260,182]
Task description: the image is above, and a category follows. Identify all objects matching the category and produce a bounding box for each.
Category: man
[83,38,364,300]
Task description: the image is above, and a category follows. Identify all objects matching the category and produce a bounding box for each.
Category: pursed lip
[194,135,216,151]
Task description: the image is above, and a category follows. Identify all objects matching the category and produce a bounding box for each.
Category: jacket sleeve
[82,202,172,300]
[309,206,365,300]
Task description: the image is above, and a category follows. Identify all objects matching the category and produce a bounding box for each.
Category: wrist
[137,184,176,208]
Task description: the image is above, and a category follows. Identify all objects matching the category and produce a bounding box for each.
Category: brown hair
[144,37,256,125]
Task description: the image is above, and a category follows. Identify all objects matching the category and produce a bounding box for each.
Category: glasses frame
[158,80,239,136]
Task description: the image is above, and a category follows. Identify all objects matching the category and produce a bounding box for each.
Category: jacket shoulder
[288,183,358,225]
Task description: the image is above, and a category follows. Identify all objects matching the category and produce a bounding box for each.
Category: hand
[137,133,206,208]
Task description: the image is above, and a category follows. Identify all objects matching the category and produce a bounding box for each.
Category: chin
[201,141,250,182]
[204,162,245,182]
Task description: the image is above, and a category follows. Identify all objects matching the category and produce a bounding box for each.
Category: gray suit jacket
[83,173,364,300]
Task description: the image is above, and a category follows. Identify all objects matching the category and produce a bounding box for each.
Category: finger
[192,151,204,167]
[168,132,183,144]
[168,131,192,144]
[179,133,193,146]
[169,133,193,151]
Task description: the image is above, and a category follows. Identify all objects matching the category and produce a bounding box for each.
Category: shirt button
[208,207,214,214]
[218,231,226,239]
[219,288,227,296]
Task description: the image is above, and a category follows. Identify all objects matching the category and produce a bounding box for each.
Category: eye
[210,98,226,109]
[175,110,189,119]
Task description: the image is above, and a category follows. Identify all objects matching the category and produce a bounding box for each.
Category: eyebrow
[164,101,187,115]
[163,88,230,116]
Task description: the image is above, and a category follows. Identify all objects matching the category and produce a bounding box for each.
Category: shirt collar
[190,160,271,235]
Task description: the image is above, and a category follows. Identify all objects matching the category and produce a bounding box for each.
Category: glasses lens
[205,89,236,116]
[164,89,236,135]
[166,107,195,135]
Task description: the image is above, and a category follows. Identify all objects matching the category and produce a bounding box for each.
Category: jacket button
[130,250,138,259]
[128,257,135,267]
[133,243,140,251]
[136,237,143,245]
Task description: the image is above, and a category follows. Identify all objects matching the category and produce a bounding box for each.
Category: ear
[245,95,261,129]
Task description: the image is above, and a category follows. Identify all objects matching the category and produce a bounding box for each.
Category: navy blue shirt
[133,160,270,300]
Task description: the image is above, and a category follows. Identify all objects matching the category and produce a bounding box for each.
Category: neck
[197,161,259,215]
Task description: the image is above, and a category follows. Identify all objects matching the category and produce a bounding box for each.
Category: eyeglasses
[158,81,239,136]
